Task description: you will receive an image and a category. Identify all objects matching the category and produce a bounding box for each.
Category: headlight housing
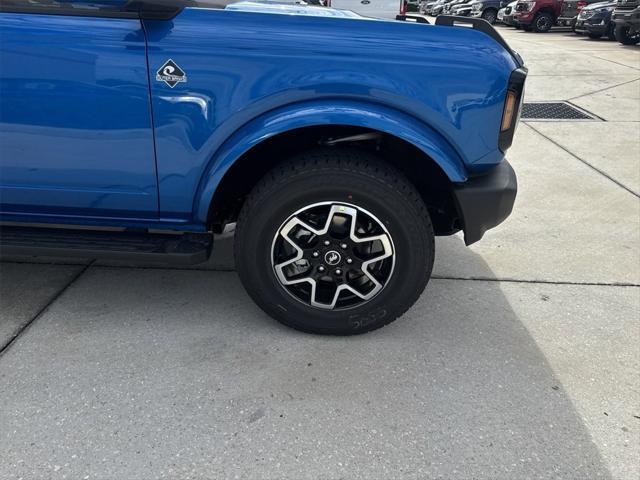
[519,1,535,11]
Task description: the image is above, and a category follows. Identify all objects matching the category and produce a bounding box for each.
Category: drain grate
[521,102,598,120]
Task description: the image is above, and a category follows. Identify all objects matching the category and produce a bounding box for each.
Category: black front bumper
[575,19,608,34]
[558,15,578,25]
[452,160,517,245]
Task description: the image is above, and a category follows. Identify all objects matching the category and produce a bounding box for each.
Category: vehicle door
[0,0,158,221]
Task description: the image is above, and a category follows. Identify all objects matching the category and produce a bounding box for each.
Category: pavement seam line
[565,100,607,121]
[567,77,640,101]
[523,123,640,198]
[588,54,640,72]
[3,260,636,288]
[0,260,94,358]
[431,275,640,287]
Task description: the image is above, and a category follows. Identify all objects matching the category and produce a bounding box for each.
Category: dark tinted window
[0,0,306,15]
[0,0,130,14]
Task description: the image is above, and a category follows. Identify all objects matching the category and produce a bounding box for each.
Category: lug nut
[323,240,331,246]
[346,258,353,264]
[312,251,319,258]
[335,269,342,275]
[318,265,326,273]
[340,243,348,249]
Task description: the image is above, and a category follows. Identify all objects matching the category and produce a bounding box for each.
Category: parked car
[405,0,422,11]
[442,0,457,12]
[499,0,520,23]
[330,0,402,18]
[498,2,507,19]
[574,1,617,38]
[612,0,640,44]
[452,0,476,15]
[513,0,562,31]
[430,0,457,14]
[420,0,439,13]
[469,0,502,22]
[559,0,605,28]
[443,0,473,13]
[0,0,525,335]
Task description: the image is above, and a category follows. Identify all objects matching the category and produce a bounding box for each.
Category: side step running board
[0,226,213,265]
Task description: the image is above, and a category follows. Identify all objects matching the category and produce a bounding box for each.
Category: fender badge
[156,59,187,88]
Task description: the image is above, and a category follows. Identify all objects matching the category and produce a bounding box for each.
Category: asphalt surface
[1,26,639,480]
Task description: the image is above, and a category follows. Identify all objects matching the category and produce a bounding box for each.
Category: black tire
[615,24,640,45]
[481,8,498,24]
[588,32,602,39]
[235,149,435,335]
[532,12,554,32]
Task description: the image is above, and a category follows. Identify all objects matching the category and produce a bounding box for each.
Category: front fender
[193,99,468,224]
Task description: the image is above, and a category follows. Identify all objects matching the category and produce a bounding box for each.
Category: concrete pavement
[1,26,639,480]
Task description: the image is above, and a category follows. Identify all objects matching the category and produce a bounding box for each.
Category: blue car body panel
[145,8,517,222]
[0,12,158,221]
[192,99,469,224]
[0,3,519,230]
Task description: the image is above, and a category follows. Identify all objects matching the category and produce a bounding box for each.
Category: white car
[452,1,475,14]
[329,0,403,18]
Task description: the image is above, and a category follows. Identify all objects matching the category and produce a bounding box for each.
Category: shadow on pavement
[0,237,611,479]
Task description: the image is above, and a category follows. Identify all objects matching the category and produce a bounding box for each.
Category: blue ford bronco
[0,0,526,334]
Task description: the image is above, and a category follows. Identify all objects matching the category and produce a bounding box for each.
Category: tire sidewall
[236,166,434,335]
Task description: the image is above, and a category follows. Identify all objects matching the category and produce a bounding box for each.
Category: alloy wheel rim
[271,201,395,310]
[538,16,550,30]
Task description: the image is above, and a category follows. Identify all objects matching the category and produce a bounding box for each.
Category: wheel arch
[194,101,468,234]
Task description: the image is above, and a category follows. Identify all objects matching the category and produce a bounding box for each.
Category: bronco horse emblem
[324,250,342,266]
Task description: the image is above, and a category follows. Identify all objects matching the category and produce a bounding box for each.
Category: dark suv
[612,0,640,43]
[559,0,608,28]
[574,1,617,38]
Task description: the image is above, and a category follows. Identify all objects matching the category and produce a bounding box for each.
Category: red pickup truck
[513,0,563,31]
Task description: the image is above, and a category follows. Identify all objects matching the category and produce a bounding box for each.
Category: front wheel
[532,12,554,32]
[481,8,498,24]
[615,24,640,45]
[235,149,435,335]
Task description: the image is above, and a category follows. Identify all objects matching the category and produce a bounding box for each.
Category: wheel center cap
[324,250,342,266]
